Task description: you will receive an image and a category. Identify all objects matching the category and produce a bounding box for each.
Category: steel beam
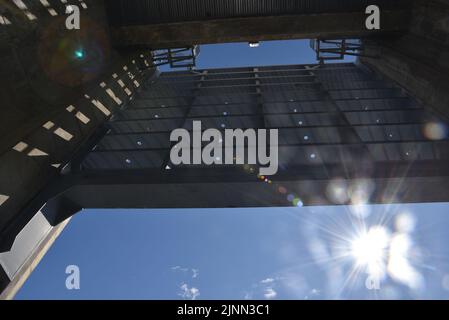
[111,11,410,49]
[28,160,449,218]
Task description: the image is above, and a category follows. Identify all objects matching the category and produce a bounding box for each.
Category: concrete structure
[0,0,155,296]
[35,62,449,213]
[106,0,410,48]
[361,0,449,121]
[1,0,448,298]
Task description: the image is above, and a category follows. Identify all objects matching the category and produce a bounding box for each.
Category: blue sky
[184,40,320,69]
[15,41,449,300]
[16,205,449,300]
[158,39,355,71]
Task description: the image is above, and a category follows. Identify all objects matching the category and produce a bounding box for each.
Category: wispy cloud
[260,278,274,284]
[264,288,277,299]
[244,276,280,300]
[179,283,200,300]
[171,266,189,272]
[171,265,199,279]
[250,273,314,299]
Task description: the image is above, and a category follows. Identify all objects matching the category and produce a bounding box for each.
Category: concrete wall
[361,0,449,120]
[0,0,155,296]
[111,10,410,49]
[0,0,134,154]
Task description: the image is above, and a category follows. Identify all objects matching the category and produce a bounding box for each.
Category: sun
[350,226,390,277]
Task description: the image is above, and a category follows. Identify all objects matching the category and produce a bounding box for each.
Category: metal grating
[81,63,449,173]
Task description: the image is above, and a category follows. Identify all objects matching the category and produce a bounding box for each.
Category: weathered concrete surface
[361,0,449,119]
[0,0,155,296]
[111,11,410,49]
[0,0,132,155]
[0,218,70,300]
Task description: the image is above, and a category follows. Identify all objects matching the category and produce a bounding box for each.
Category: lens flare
[301,207,425,298]
[75,50,84,59]
[326,178,349,204]
[278,186,287,194]
[387,233,424,290]
[348,180,375,218]
[423,122,448,140]
[395,212,416,233]
[293,198,303,207]
[350,226,390,278]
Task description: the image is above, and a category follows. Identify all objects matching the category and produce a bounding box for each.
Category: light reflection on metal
[249,41,260,48]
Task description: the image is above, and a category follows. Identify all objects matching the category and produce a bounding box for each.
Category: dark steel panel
[105,0,409,26]
[81,62,449,178]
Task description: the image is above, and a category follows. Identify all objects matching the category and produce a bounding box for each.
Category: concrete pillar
[361,0,449,119]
